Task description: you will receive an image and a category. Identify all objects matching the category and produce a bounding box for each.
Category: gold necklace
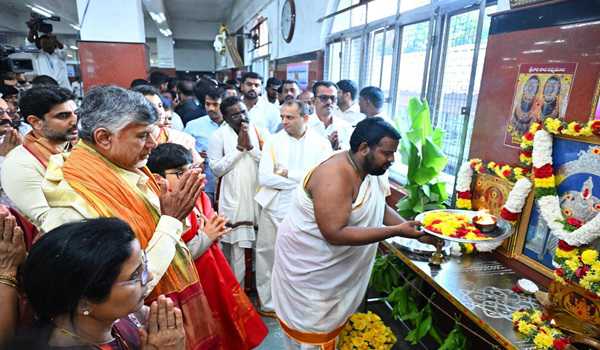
[56,326,126,349]
[346,151,361,175]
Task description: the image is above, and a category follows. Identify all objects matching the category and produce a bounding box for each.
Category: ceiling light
[33,4,55,14]
[70,45,78,50]
[70,24,81,31]
[149,11,165,24]
[522,49,543,54]
[26,4,52,17]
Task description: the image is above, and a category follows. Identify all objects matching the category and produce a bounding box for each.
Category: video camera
[0,45,33,74]
[28,12,61,34]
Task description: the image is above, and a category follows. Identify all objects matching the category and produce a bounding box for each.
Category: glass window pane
[351,0,366,27]
[368,30,384,87]
[368,0,398,23]
[434,9,481,187]
[328,42,342,82]
[380,29,396,108]
[390,21,430,180]
[395,21,430,130]
[331,0,351,33]
[348,37,362,83]
[399,0,430,13]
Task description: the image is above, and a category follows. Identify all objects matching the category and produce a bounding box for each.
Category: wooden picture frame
[510,134,600,279]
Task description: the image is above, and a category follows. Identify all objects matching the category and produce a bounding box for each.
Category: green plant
[370,254,404,293]
[396,98,448,218]
[439,320,469,350]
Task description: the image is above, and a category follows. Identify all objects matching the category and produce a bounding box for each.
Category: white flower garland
[455,162,473,192]
[504,178,532,213]
[533,130,600,246]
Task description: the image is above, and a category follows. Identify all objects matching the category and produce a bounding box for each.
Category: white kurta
[255,128,332,311]
[334,103,365,126]
[272,165,390,333]
[307,113,353,150]
[246,97,282,134]
[207,123,263,247]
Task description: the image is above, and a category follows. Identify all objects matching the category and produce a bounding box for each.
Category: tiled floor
[256,316,286,349]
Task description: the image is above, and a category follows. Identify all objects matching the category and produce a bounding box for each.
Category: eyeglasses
[317,95,337,103]
[0,108,18,119]
[0,119,19,128]
[117,252,149,286]
[165,163,202,179]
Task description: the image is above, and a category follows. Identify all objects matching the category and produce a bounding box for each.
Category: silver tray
[414,209,514,244]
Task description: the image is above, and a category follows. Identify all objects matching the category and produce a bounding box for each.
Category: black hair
[177,80,195,97]
[282,79,299,87]
[205,87,225,102]
[193,78,218,104]
[312,80,338,96]
[350,117,401,152]
[21,218,136,324]
[149,71,169,87]
[167,77,178,91]
[147,143,193,177]
[31,75,58,86]
[132,84,161,97]
[0,84,19,98]
[359,86,385,109]
[130,78,149,88]
[337,80,358,100]
[266,77,282,88]
[220,95,242,117]
[19,85,75,122]
[225,79,239,88]
[241,72,263,84]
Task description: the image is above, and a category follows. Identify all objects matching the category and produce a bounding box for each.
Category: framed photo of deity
[504,63,577,148]
[513,135,600,277]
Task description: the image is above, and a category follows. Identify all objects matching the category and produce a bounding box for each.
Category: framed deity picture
[513,135,600,277]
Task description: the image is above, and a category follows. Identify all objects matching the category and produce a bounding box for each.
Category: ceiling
[164,0,235,22]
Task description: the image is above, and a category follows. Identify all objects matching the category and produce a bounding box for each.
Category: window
[368,0,399,23]
[367,28,395,112]
[255,19,269,58]
[347,38,362,83]
[327,41,343,82]
[399,0,430,13]
[331,0,367,33]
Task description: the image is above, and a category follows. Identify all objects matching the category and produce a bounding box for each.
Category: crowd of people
[0,69,436,350]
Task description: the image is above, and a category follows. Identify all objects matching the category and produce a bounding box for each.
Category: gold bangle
[0,275,17,285]
[0,279,17,289]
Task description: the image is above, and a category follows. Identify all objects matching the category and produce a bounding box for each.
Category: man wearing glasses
[307,81,353,150]
[1,85,76,228]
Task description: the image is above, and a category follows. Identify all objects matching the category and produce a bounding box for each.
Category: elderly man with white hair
[41,86,221,349]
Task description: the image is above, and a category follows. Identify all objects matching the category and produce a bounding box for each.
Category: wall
[223,0,335,69]
[174,40,216,71]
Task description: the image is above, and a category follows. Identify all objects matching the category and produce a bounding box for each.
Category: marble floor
[256,316,286,349]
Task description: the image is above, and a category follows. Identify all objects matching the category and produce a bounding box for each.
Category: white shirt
[256,128,332,219]
[335,103,365,126]
[32,50,71,90]
[307,113,353,150]
[246,97,282,134]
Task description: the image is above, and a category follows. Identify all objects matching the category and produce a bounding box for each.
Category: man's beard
[43,125,77,143]
[244,90,258,100]
[364,152,390,176]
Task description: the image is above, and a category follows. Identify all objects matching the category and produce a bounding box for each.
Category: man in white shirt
[266,77,282,105]
[335,79,365,125]
[1,85,76,226]
[307,81,353,151]
[279,79,301,104]
[240,72,281,134]
[208,95,264,284]
[27,32,71,90]
[255,100,332,315]
[359,86,393,124]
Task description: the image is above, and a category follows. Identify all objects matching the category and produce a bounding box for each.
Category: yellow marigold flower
[531,310,543,325]
[580,278,592,290]
[353,318,367,331]
[533,331,554,349]
[555,275,565,284]
[530,122,541,133]
[534,176,556,188]
[517,320,536,335]
[581,249,599,265]
[555,247,579,259]
[544,118,562,134]
[512,310,527,322]
[351,336,364,347]
[566,258,580,271]
[456,198,472,209]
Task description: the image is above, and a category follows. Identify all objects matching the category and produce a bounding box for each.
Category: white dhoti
[272,166,389,348]
[208,123,262,284]
[256,209,283,311]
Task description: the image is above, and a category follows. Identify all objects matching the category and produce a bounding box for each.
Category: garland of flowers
[455,162,473,210]
[554,240,600,296]
[512,309,570,350]
[469,158,529,183]
[532,129,600,246]
[338,312,397,350]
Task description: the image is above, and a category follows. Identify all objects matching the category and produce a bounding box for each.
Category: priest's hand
[201,214,231,241]
[159,169,205,222]
[0,129,22,156]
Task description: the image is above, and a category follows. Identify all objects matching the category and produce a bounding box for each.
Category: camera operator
[26,15,70,90]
